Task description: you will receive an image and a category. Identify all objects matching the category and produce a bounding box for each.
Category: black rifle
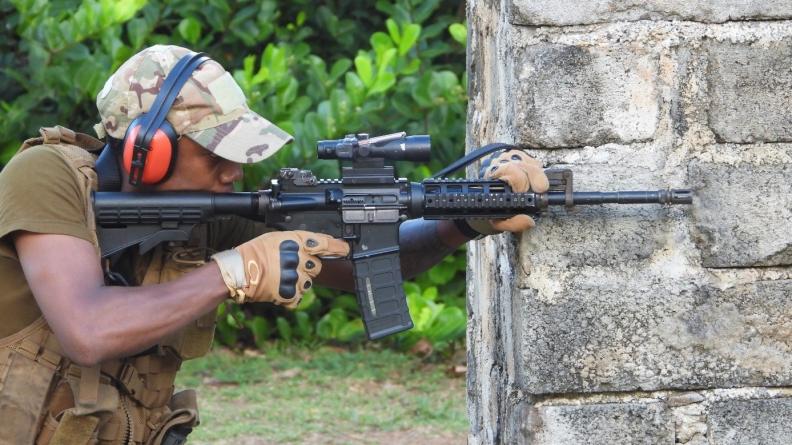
[94,132,692,340]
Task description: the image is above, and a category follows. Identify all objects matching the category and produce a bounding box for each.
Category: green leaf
[385,18,400,44]
[434,70,459,96]
[423,286,439,301]
[344,72,366,105]
[449,23,467,47]
[428,260,457,285]
[398,24,421,56]
[391,4,412,24]
[316,308,348,339]
[422,21,450,40]
[406,292,426,323]
[329,58,352,83]
[296,288,316,310]
[399,58,421,75]
[294,311,312,339]
[216,325,238,346]
[420,41,452,59]
[377,48,397,75]
[316,316,332,339]
[208,0,231,13]
[370,31,393,57]
[367,72,395,96]
[303,112,326,143]
[354,53,373,88]
[177,17,202,45]
[276,316,292,342]
[424,306,465,343]
[225,313,241,329]
[290,96,313,118]
[0,146,13,165]
[413,0,440,23]
[329,89,351,124]
[263,45,288,83]
[251,65,269,86]
[404,281,421,297]
[337,319,364,342]
[412,72,434,107]
[316,100,334,133]
[126,18,148,49]
[74,61,103,96]
[279,77,299,107]
[247,316,271,348]
[375,0,396,16]
[104,0,147,23]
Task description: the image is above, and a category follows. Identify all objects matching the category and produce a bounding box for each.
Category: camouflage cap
[95,45,293,164]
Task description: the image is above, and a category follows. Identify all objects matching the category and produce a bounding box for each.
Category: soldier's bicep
[14,232,104,337]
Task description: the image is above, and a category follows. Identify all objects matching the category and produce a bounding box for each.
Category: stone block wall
[466,1,792,444]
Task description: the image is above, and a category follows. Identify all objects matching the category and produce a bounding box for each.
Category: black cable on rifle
[430,143,516,178]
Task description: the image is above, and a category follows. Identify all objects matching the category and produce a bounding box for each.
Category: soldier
[0,45,548,444]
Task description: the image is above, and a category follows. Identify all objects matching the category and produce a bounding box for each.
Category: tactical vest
[0,126,217,445]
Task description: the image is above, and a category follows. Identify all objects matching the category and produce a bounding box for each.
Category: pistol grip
[351,248,414,340]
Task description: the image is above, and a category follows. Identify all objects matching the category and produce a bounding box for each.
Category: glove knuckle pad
[279,269,299,299]
[279,240,300,299]
[279,240,300,268]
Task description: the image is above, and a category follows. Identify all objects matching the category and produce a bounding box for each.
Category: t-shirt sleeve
[0,145,94,243]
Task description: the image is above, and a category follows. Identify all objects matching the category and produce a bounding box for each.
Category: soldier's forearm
[67,264,228,366]
[398,218,471,278]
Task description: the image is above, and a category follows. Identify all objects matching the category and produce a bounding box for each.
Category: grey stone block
[511,0,792,26]
[528,402,673,444]
[709,398,792,445]
[512,43,659,148]
[689,159,792,267]
[520,206,672,269]
[514,279,792,394]
[707,39,792,143]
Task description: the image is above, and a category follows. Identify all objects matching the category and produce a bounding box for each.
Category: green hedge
[1,0,469,355]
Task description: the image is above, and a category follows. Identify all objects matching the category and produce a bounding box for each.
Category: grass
[175,345,468,444]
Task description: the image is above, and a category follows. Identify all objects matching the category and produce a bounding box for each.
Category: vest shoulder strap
[18,126,104,154]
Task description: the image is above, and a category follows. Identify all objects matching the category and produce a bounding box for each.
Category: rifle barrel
[546,189,692,206]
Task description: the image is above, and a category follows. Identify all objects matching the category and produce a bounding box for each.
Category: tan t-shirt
[0,144,267,338]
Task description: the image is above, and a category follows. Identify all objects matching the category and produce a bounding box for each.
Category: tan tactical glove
[211,231,350,308]
[466,149,550,236]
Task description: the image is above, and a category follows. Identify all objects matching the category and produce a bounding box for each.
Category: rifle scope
[317,132,431,162]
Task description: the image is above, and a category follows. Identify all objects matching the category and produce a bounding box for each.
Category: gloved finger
[278,270,312,309]
[495,151,548,193]
[278,290,302,309]
[523,163,549,193]
[296,232,351,257]
[479,155,495,177]
[467,218,500,236]
[490,214,536,233]
[489,162,531,192]
[483,161,502,179]
[298,252,323,278]
[497,150,543,169]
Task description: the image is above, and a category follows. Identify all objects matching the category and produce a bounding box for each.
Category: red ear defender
[119,52,209,186]
[122,119,178,185]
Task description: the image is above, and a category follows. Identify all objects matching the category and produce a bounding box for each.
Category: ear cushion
[122,119,178,185]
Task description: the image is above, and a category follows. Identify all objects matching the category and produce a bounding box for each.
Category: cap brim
[186,110,293,164]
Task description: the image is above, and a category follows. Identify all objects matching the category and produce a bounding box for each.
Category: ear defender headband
[122,52,210,186]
